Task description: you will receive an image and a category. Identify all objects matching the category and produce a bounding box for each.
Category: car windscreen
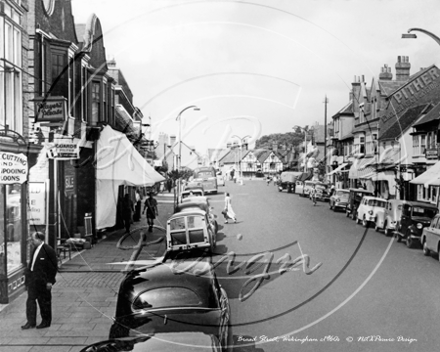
[133,287,203,310]
[412,207,437,218]
[195,171,215,178]
[335,191,349,198]
[367,200,386,207]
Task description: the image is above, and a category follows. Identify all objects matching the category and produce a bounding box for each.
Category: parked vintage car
[294,180,304,196]
[421,214,440,260]
[80,332,223,352]
[395,201,438,248]
[329,189,349,211]
[301,180,315,198]
[313,182,331,202]
[355,196,387,227]
[181,188,205,201]
[345,188,374,220]
[165,209,216,254]
[109,261,231,349]
[217,172,225,187]
[374,199,404,236]
[277,171,302,193]
[177,197,218,233]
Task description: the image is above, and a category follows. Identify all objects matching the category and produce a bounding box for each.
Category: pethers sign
[0,152,28,184]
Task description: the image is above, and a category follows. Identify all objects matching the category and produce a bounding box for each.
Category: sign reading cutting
[0,152,28,184]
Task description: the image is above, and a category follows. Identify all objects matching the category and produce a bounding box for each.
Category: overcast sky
[72,0,440,152]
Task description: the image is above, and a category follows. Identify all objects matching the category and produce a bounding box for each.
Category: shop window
[0,185,22,274]
[51,52,67,96]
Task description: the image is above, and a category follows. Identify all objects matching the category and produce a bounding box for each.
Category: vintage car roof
[349,188,374,193]
[169,208,206,219]
[182,196,209,203]
[185,182,204,190]
[399,200,438,208]
[83,332,220,352]
[335,188,349,192]
[362,196,387,201]
[176,202,209,213]
[124,261,215,301]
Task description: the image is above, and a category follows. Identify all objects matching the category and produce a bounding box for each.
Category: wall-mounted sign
[47,141,80,160]
[33,96,67,123]
[28,182,47,225]
[425,148,438,160]
[0,152,28,184]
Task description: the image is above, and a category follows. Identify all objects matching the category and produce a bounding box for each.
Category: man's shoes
[148,226,153,233]
[21,322,36,330]
[36,321,50,329]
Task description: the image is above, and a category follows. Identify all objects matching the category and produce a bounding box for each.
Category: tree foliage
[255,128,310,150]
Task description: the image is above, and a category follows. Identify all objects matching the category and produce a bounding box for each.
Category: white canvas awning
[327,162,348,176]
[410,161,440,186]
[96,125,165,229]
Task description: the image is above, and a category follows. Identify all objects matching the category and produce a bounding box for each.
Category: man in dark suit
[21,232,58,329]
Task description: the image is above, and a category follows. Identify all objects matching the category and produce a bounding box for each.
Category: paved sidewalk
[0,197,173,352]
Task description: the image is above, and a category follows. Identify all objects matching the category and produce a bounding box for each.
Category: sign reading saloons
[0,152,28,184]
[33,96,67,123]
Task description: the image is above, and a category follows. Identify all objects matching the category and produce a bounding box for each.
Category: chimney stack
[395,56,411,81]
[379,64,393,80]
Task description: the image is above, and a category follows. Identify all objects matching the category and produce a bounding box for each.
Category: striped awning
[348,157,378,179]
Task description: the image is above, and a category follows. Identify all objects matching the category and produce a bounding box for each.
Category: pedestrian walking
[143,193,159,232]
[21,232,58,330]
[310,185,317,206]
[223,192,237,224]
[266,175,271,186]
[133,190,141,222]
[273,175,278,186]
[122,193,134,233]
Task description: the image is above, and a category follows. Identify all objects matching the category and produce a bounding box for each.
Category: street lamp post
[175,105,200,203]
[231,135,251,182]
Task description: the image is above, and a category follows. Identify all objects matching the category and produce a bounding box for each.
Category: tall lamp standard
[231,135,251,182]
[292,126,308,172]
[176,105,200,204]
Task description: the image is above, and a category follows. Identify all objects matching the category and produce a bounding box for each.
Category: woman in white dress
[224,193,237,224]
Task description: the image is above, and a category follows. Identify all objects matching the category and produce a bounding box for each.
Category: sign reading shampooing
[0,152,28,184]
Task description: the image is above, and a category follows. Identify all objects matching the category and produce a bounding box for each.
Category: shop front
[0,129,41,303]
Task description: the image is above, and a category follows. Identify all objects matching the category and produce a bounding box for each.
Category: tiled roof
[387,65,436,97]
[340,132,354,140]
[380,104,431,140]
[413,102,440,127]
[378,81,404,96]
[332,102,353,119]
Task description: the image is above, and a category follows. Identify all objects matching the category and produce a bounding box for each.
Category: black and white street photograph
[1,0,440,351]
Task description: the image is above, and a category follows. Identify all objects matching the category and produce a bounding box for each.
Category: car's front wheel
[356,215,361,224]
[406,237,414,248]
[423,241,430,256]
[395,233,401,243]
[362,216,369,228]
[374,223,381,232]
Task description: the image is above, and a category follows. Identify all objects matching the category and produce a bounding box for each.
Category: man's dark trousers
[26,276,52,325]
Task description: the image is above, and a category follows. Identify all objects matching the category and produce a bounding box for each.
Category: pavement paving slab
[0,198,174,350]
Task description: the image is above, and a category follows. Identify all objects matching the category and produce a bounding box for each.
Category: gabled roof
[378,81,404,96]
[413,102,440,127]
[379,104,431,140]
[207,148,230,162]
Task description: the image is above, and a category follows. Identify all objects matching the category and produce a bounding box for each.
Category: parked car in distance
[166,209,216,254]
[109,261,230,349]
[302,180,315,198]
[80,332,223,352]
[345,188,374,220]
[329,189,349,211]
[313,182,331,202]
[277,171,302,193]
[181,188,205,201]
[395,201,438,248]
[294,180,304,196]
[421,214,440,260]
[177,197,218,233]
[356,196,387,227]
[375,199,404,236]
[217,172,225,187]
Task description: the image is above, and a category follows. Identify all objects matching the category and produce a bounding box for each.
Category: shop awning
[348,157,378,179]
[298,172,313,182]
[364,170,397,195]
[327,162,348,176]
[96,125,165,229]
[410,161,440,186]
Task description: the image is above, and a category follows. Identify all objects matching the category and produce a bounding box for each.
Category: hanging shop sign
[46,141,80,160]
[33,96,67,123]
[28,182,47,225]
[0,152,28,184]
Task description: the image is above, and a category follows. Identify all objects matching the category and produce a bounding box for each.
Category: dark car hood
[411,217,432,223]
